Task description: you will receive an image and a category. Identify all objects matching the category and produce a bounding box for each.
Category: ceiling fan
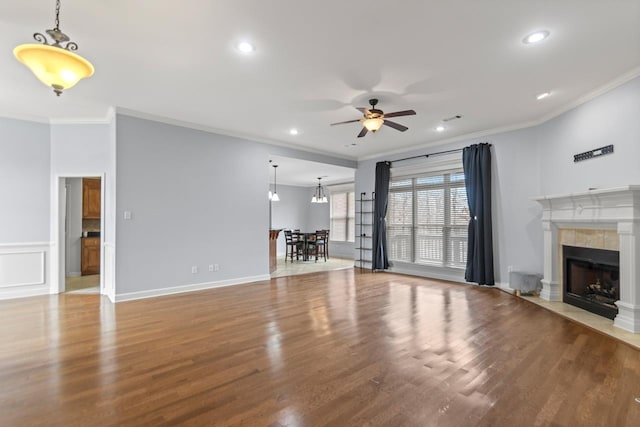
[330,98,416,138]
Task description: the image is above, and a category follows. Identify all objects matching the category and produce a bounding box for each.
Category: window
[387,169,468,268]
[330,191,355,242]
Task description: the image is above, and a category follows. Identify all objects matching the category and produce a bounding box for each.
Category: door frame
[51,173,106,295]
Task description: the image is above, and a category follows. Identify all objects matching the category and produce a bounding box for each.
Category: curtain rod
[389,144,492,165]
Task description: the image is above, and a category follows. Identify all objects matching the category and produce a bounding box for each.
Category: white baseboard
[495,282,515,294]
[66,272,81,277]
[388,262,466,284]
[114,274,271,302]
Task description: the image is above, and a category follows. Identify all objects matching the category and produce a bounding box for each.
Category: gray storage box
[509,271,542,295]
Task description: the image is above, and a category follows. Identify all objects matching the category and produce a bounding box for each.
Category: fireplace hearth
[563,245,619,320]
[535,186,640,333]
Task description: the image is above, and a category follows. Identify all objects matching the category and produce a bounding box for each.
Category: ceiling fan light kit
[363,117,384,132]
[13,0,94,96]
[331,98,416,138]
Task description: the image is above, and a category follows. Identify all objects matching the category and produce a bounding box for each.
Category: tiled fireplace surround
[534,186,640,333]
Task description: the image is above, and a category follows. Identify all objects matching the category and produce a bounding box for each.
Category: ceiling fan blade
[357,127,368,138]
[383,109,416,118]
[383,120,408,132]
[356,107,371,115]
[330,119,362,126]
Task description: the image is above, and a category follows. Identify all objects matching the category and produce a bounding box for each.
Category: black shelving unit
[355,192,375,270]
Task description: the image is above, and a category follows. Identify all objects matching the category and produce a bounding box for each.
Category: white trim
[114,274,271,302]
[51,174,107,296]
[534,186,640,333]
[359,66,640,162]
[0,111,50,124]
[0,242,51,299]
[0,241,51,248]
[495,282,515,294]
[0,252,45,287]
[534,66,640,126]
[116,108,359,161]
[103,243,116,302]
[388,262,466,284]
[67,272,81,277]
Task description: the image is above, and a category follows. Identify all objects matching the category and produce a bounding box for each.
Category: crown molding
[0,111,50,124]
[357,66,640,162]
[533,65,640,125]
[115,107,359,161]
[49,107,115,125]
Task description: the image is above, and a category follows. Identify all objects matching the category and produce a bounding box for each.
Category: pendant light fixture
[13,0,95,96]
[311,177,328,203]
[270,164,280,202]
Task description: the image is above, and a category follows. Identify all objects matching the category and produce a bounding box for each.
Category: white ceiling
[2,1,639,160]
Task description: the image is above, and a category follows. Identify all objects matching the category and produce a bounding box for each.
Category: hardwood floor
[1,269,639,426]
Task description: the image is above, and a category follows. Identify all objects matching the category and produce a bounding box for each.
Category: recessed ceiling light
[237,41,255,53]
[523,30,550,44]
[435,125,445,132]
[536,92,551,100]
[289,128,299,135]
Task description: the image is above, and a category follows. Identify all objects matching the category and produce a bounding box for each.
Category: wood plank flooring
[1,269,639,426]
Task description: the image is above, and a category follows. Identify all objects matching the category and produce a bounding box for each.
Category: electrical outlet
[191,266,198,274]
[214,264,219,271]
[208,264,214,272]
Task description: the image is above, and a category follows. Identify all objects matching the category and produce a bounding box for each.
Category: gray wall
[357,129,542,284]
[115,115,271,294]
[356,75,640,285]
[271,184,314,255]
[538,76,640,195]
[65,178,83,275]
[0,118,50,243]
[50,122,115,247]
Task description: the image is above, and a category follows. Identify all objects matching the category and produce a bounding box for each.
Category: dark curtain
[372,161,391,270]
[463,143,494,285]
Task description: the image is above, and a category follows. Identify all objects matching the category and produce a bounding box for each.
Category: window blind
[387,168,468,268]
[330,191,355,242]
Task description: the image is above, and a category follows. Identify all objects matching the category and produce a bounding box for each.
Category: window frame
[387,164,468,269]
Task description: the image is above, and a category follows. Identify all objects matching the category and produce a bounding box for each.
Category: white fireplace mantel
[533,186,640,333]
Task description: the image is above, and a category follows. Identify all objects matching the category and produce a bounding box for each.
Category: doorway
[54,175,104,295]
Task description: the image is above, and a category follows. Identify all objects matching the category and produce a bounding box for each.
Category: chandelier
[311,177,327,203]
[13,0,95,96]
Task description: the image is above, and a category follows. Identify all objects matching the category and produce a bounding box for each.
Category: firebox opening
[563,245,620,320]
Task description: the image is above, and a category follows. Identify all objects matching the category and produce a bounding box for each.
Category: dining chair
[308,230,328,262]
[323,229,330,259]
[284,230,303,262]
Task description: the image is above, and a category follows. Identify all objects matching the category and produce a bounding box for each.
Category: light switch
[123,211,132,220]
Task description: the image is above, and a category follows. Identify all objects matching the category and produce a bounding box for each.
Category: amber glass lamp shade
[14,43,94,95]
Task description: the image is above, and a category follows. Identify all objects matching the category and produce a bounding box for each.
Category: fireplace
[563,245,619,320]
[535,186,640,333]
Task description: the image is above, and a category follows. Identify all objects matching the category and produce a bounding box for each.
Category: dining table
[291,231,316,261]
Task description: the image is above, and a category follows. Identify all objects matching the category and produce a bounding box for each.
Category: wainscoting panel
[0,242,51,300]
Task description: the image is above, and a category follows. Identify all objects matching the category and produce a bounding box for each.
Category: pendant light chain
[54,0,61,31]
